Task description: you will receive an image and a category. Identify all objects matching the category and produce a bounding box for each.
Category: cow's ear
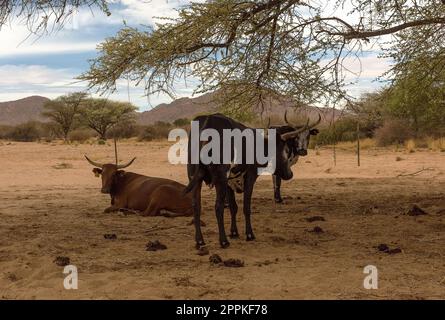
[310,129,319,136]
[92,168,102,177]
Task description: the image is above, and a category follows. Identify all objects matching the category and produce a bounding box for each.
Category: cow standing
[85,156,193,217]
[271,113,320,203]
[184,113,320,248]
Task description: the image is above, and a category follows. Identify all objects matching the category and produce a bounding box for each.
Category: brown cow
[85,156,193,217]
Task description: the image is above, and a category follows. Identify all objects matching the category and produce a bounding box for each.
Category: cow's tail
[183,165,202,194]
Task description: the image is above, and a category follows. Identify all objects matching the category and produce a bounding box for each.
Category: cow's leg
[243,171,258,241]
[192,178,205,248]
[226,187,239,239]
[141,201,161,216]
[213,169,230,248]
[273,175,283,203]
[104,206,119,213]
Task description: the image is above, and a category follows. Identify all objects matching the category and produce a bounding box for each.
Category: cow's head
[282,112,321,156]
[272,113,321,180]
[85,156,136,194]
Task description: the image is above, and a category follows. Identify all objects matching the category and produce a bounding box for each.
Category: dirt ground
[0,140,444,299]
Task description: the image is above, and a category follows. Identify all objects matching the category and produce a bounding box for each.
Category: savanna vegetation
[1,1,444,150]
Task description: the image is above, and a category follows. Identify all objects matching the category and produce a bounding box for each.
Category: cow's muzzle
[298,149,308,156]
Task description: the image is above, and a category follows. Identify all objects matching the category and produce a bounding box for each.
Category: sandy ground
[0,140,444,300]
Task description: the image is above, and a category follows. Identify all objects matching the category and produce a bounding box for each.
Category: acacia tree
[385,57,445,136]
[0,1,110,33]
[78,98,137,140]
[42,92,87,141]
[4,1,445,113]
[78,0,445,114]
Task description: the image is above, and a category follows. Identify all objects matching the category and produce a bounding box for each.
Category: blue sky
[0,0,390,112]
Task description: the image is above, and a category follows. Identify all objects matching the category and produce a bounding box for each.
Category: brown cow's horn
[280,118,309,140]
[85,155,103,168]
[116,157,136,169]
[309,114,321,129]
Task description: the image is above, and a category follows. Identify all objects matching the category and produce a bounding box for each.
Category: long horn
[280,118,309,140]
[309,113,322,129]
[85,155,103,168]
[284,110,290,125]
[116,157,136,169]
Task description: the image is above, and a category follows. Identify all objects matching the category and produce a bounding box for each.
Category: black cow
[272,112,320,203]
[184,113,318,248]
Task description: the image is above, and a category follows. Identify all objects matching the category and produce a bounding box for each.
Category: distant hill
[0,96,50,125]
[0,92,343,126]
[137,92,218,125]
[137,91,343,125]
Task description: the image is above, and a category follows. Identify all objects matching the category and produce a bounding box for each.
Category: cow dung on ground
[54,256,70,266]
[305,216,325,222]
[146,240,167,251]
[407,205,428,216]
[376,244,402,255]
[308,226,324,233]
[209,254,223,264]
[223,259,244,268]
[103,234,117,240]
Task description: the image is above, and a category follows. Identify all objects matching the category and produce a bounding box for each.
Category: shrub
[0,125,13,139]
[173,118,189,127]
[138,126,156,141]
[312,117,369,146]
[427,137,445,151]
[138,122,173,141]
[374,120,413,146]
[106,122,140,139]
[69,128,97,143]
[7,121,41,141]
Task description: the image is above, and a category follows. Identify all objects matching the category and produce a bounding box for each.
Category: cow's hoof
[246,233,256,241]
[195,241,206,249]
[274,198,284,204]
[229,232,240,239]
[220,240,230,249]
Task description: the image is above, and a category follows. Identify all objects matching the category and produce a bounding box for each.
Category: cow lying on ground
[85,156,193,217]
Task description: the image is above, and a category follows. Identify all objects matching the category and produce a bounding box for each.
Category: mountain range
[0,93,342,126]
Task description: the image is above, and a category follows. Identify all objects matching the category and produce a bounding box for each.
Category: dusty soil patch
[0,141,444,299]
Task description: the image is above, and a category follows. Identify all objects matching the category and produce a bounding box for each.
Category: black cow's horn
[85,155,103,168]
[280,118,309,140]
[309,113,321,129]
[116,157,136,169]
[284,110,290,125]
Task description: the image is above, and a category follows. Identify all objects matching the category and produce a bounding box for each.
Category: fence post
[357,121,360,167]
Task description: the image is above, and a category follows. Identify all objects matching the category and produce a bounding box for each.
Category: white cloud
[116,0,204,25]
[0,65,73,86]
[0,24,98,57]
[341,55,392,80]
[0,64,195,111]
